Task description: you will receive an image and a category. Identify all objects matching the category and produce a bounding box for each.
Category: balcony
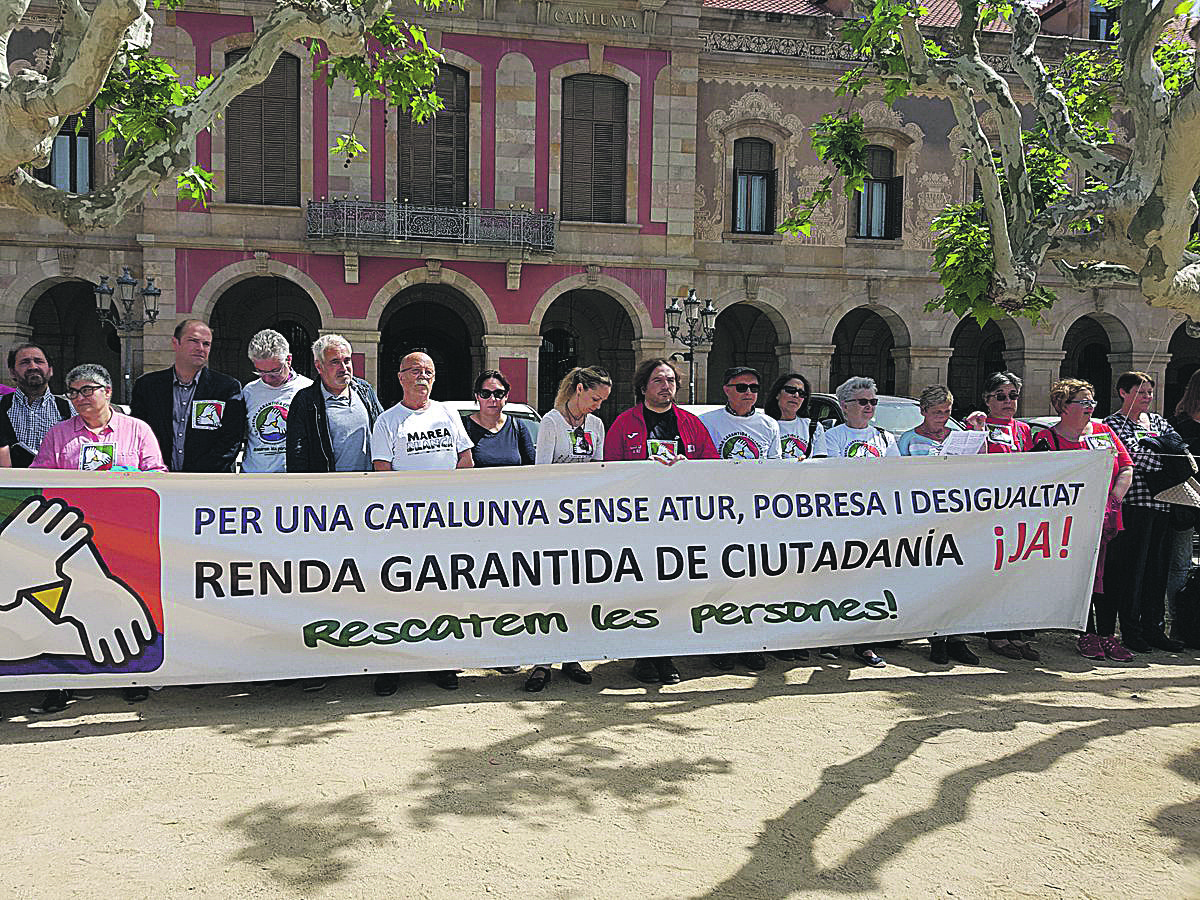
[306,199,557,252]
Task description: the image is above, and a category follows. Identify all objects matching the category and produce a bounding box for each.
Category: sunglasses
[991,391,1021,401]
[1066,398,1097,408]
[852,397,879,407]
[476,388,508,399]
[65,385,106,399]
[781,386,807,397]
[728,383,760,393]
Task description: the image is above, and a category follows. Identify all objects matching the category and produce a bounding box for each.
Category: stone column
[0,321,33,366]
[632,337,670,366]
[890,346,954,398]
[1108,350,1170,415]
[329,328,382,386]
[776,342,836,391]
[1006,348,1065,417]
[482,332,542,405]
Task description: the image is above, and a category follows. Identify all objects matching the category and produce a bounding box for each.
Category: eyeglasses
[991,391,1021,401]
[1067,398,1097,408]
[476,388,508,400]
[254,363,285,378]
[728,383,760,393]
[780,386,807,397]
[852,397,879,407]
[65,384,106,399]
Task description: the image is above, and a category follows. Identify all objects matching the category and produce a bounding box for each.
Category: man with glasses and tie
[241,329,312,473]
[700,366,781,673]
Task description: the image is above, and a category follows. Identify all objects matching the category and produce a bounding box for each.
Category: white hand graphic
[0,496,156,666]
[58,540,156,665]
[0,600,85,661]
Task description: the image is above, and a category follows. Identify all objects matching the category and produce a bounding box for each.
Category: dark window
[854,145,903,239]
[398,65,469,206]
[1089,2,1118,40]
[34,108,94,193]
[561,75,628,223]
[224,50,300,206]
[732,138,776,234]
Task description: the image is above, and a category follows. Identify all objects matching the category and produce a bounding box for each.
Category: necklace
[563,401,585,427]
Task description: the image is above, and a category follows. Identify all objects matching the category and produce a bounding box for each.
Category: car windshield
[871,397,962,435]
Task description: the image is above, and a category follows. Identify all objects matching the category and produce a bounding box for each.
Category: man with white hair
[287,334,382,474]
[242,329,313,473]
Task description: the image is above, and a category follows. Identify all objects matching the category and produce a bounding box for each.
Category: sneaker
[1076,633,1106,660]
[30,689,71,714]
[818,647,840,660]
[1100,636,1134,663]
[739,652,767,670]
[854,648,886,668]
[632,658,659,684]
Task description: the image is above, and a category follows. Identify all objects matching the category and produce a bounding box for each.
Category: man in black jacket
[287,333,383,473]
[131,319,245,473]
[0,343,72,467]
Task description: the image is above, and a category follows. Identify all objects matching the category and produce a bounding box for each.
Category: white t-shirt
[777,417,827,460]
[824,423,900,459]
[535,409,605,464]
[241,373,313,473]
[700,407,782,460]
[370,400,473,470]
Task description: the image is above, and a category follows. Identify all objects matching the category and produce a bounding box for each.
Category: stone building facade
[0,0,1194,419]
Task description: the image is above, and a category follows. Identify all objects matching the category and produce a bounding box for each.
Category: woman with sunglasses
[526,366,612,693]
[967,372,1039,661]
[28,363,165,714]
[762,372,825,663]
[1032,379,1134,662]
[823,377,897,668]
[465,370,535,468]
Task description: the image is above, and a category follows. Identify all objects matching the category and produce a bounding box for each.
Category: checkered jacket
[1102,411,1179,512]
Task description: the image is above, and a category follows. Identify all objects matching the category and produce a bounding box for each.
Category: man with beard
[0,344,72,467]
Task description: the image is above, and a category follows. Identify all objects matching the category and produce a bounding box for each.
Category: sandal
[524,666,552,693]
[562,661,593,685]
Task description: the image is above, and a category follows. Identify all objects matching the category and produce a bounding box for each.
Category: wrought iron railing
[306,199,557,252]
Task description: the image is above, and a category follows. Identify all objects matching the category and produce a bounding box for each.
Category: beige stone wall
[494,52,536,210]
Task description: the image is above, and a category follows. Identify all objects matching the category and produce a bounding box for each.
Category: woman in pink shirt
[28,363,163,714]
[32,364,165,473]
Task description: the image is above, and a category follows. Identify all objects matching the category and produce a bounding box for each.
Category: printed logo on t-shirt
[80,443,116,471]
[780,434,809,460]
[253,403,289,444]
[571,430,594,457]
[406,427,455,454]
[719,434,760,459]
[1086,433,1116,452]
[986,423,1015,448]
[846,440,882,458]
[191,400,225,430]
[648,438,679,461]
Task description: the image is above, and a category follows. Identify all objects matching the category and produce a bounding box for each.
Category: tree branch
[1052,259,1137,288]
[0,0,35,87]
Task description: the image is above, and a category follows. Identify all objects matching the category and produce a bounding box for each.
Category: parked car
[1019,416,1058,441]
[441,399,543,444]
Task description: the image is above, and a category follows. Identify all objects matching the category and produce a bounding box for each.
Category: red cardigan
[603,404,719,460]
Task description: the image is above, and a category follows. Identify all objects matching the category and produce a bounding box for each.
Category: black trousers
[1104,505,1172,641]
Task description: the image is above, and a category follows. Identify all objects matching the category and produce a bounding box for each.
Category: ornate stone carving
[56,247,76,275]
[906,171,953,250]
[343,252,359,284]
[783,165,845,246]
[694,184,723,243]
[253,250,270,273]
[585,264,600,286]
[507,259,522,291]
[425,258,443,282]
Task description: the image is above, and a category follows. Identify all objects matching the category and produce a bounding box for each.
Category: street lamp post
[93,267,161,402]
[664,288,718,404]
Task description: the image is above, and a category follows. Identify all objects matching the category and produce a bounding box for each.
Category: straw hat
[1156,477,1200,509]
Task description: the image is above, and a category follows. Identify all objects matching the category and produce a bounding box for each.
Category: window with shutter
[34,108,94,193]
[398,66,469,206]
[732,138,776,234]
[561,75,627,223]
[225,50,300,206]
[855,145,899,239]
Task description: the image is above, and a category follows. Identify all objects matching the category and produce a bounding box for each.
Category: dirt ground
[1,631,1197,900]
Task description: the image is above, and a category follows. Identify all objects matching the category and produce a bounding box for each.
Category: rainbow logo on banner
[0,487,163,676]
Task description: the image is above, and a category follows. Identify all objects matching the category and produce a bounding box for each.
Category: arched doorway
[830,307,897,394]
[1166,322,1200,416]
[537,289,635,422]
[209,277,321,384]
[1061,315,1114,414]
[28,280,122,399]
[378,284,484,408]
[947,318,1007,419]
[706,303,780,405]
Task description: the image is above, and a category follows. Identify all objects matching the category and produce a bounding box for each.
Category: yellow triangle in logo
[27,583,66,615]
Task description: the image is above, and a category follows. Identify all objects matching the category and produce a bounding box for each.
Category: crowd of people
[2,318,1197,714]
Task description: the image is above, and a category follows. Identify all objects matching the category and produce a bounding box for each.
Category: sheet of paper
[938,430,987,456]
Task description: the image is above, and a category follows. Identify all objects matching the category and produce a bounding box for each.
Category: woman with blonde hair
[526,366,613,692]
[1033,378,1133,660]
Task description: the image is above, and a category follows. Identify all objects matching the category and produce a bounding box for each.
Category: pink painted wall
[499,357,528,402]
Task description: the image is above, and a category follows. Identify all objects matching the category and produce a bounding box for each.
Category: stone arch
[528,274,651,341]
[189,258,334,327]
[827,303,913,395]
[706,293,790,404]
[1049,304,1135,352]
[711,286,793,347]
[7,258,113,326]
[365,266,499,334]
[209,277,324,383]
[930,311,1029,350]
[549,59,641,222]
[820,297,912,350]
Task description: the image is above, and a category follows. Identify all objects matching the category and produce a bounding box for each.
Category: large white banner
[0,450,1111,689]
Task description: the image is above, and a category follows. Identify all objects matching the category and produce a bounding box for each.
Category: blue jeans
[1168,526,1195,623]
